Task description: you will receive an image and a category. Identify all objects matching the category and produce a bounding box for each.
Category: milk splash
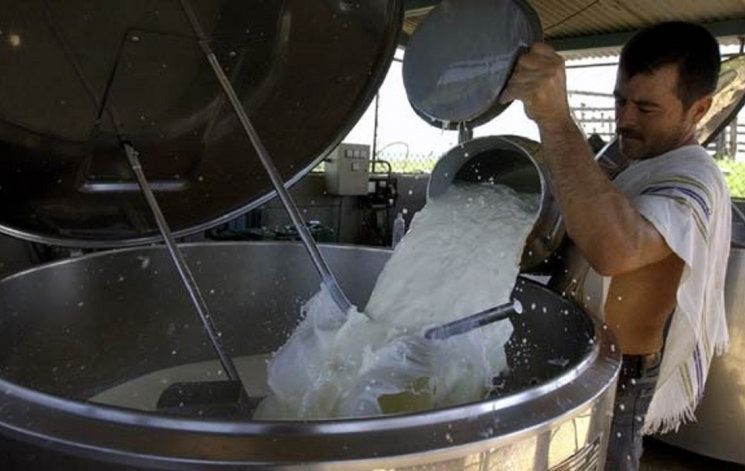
[255,184,539,419]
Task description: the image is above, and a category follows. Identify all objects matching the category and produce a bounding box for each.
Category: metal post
[122,142,241,383]
[372,93,380,162]
[178,0,356,316]
[730,117,738,158]
[458,122,473,143]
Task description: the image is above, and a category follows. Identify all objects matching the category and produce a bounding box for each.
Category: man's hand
[500,43,571,128]
[500,43,675,278]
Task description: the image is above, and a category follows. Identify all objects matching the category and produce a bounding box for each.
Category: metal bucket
[428,135,564,272]
[0,242,619,470]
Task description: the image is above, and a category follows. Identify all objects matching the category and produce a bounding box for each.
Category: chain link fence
[311,151,439,174]
[374,151,438,173]
[709,120,745,199]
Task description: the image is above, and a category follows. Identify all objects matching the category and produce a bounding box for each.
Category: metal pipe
[372,93,380,163]
[458,122,473,143]
[178,0,355,315]
[732,201,745,226]
[44,7,242,386]
[425,300,523,340]
[122,142,241,383]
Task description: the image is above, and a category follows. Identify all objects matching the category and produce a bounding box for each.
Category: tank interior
[0,244,595,411]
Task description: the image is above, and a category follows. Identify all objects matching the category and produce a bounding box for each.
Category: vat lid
[402,0,542,131]
[0,1,401,247]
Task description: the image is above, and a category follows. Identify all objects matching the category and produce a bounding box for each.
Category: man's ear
[689,95,713,126]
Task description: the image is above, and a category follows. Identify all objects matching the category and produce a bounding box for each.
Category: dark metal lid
[402,0,542,130]
[697,55,745,146]
[0,0,402,247]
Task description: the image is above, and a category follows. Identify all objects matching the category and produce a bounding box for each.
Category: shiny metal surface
[428,135,565,271]
[659,246,745,465]
[0,243,620,469]
[402,0,542,130]
[425,300,522,340]
[0,0,402,247]
[122,142,241,383]
[593,138,628,179]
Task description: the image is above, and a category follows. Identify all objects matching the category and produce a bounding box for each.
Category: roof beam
[402,1,745,53]
[550,19,745,52]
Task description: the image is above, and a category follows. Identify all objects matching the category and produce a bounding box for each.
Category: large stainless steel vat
[0,242,619,470]
[659,242,745,465]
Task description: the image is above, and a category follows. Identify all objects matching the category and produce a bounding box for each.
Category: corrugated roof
[537,0,744,38]
[404,0,745,57]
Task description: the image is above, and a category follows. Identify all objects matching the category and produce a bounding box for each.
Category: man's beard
[617,126,687,160]
[618,129,649,160]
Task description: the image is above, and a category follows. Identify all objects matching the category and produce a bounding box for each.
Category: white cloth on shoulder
[583,144,731,434]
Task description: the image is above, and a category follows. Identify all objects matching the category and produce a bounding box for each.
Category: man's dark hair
[619,22,721,108]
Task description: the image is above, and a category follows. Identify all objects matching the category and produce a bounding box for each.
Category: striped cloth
[579,145,732,434]
[585,144,731,434]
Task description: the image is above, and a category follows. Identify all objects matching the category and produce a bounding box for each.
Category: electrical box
[324,143,371,196]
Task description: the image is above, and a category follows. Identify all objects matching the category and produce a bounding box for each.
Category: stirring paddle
[424,300,523,340]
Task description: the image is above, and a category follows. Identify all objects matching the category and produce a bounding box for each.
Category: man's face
[614,63,701,160]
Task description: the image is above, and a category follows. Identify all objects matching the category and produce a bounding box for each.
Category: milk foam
[255,184,539,419]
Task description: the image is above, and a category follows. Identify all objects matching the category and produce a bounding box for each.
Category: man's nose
[616,103,637,129]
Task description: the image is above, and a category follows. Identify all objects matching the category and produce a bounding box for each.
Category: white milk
[255,183,539,419]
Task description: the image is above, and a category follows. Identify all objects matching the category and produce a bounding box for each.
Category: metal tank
[0,242,620,470]
[655,53,745,467]
[658,240,745,465]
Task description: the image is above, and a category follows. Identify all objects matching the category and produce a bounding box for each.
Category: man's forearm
[497,42,674,274]
[538,119,662,275]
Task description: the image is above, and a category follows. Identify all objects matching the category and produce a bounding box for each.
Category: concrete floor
[641,439,745,470]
